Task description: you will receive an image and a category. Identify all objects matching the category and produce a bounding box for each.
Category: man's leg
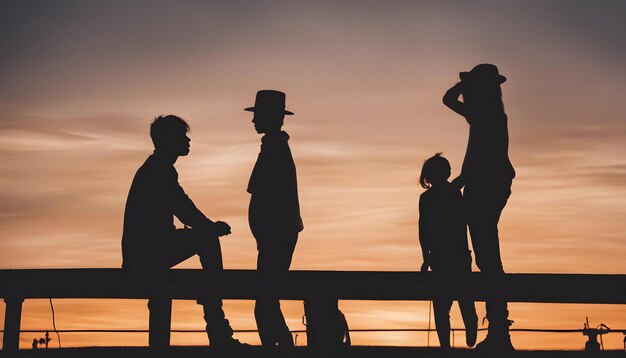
[255,234,297,348]
[147,296,172,349]
[164,229,239,348]
[255,251,294,348]
[433,298,453,349]
[274,239,297,347]
[458,298,478,347]
[255,246,279,347]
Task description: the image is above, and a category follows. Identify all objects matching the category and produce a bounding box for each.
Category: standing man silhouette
[121,115,245,350]
[246,90,304,348]
[443,64,516,351]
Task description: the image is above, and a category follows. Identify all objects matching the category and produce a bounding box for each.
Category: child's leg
[433,299,453,349]
[458,299,478,347]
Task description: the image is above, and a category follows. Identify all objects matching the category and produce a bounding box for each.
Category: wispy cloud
[1,0,626,350]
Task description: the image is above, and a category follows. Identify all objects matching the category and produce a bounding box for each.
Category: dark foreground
[1,346,623,358]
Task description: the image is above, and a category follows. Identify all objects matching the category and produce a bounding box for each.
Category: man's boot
[475,319,515,351]
[204,315,249,350]
[201,300,249,351]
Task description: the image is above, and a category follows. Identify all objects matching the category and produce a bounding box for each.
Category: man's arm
[259,141,300,230]
[284,148,304,232]
[171,172,231,236]
[443,82,467,118]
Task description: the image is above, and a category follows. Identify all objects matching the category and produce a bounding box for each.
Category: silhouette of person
[246,90,303,348]
[443,64,516,351]
[419,153,478,349]
[121,115,245,350]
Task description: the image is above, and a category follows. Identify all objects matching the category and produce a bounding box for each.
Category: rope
[49,298,62,348]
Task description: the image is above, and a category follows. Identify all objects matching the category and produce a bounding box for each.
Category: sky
[1,0,625,350]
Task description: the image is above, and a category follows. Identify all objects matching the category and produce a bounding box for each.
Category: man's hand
[193,221,230,238]
[212,221,232,237]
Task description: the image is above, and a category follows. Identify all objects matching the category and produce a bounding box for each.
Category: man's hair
[150,115,190,148]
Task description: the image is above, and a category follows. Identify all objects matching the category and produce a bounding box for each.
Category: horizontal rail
[2,269,624,351]
[8,328,626,333]
[1,269,625,303]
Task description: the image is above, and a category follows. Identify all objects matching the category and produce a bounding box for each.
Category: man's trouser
[254,232,298,347]
[132,229,233,348]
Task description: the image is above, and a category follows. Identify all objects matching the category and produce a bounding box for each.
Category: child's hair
[420,153,451,189]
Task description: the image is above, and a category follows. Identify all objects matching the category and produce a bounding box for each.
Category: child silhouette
[419,153,478,349]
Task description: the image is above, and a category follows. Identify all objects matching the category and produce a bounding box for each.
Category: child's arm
[451,174,465,191]
[418,195,430,272]
[443,82,468,119]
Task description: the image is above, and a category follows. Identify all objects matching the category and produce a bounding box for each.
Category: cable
[452,328,455,348]
[597,323,603,351]
[49,298,62,348]
[427,300,432,347]
[8,327,626,334]
[597,323,610,351]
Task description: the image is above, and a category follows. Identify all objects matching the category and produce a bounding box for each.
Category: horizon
[1,0,625,350]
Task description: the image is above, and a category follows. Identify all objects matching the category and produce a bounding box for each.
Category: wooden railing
[1,269,625,351]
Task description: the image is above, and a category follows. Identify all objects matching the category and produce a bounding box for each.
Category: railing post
[3,297,24,352]
[148,297,172,350]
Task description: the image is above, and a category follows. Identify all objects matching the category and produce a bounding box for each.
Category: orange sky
[1,0,625,350]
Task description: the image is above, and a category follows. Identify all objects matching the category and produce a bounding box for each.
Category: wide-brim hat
[460,63,507,84]
[244,90,294,115]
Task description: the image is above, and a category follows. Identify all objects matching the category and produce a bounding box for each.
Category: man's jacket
[122,153,211,269]
[248,131,303,242]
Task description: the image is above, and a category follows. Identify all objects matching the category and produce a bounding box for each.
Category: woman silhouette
[443,64,515,351]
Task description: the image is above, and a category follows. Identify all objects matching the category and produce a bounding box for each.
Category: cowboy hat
[244,90,294,115]
[460,64,507,84]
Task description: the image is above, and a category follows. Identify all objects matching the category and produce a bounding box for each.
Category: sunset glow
[1,0,625,350]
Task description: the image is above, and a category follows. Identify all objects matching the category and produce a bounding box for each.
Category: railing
[8,327,626,350]
[1,269,625,351]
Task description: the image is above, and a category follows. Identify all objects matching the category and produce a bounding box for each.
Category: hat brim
[244,107,294,115]
[461,71,507,84]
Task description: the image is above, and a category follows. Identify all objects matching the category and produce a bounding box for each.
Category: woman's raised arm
[442,82,467,118]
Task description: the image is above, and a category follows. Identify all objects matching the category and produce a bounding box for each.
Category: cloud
[1,0,626,349]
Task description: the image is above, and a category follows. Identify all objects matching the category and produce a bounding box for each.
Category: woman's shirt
[462,110,516,186]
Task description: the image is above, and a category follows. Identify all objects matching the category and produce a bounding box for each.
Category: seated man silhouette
[121,115,244,349]
[246,90,304,348]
